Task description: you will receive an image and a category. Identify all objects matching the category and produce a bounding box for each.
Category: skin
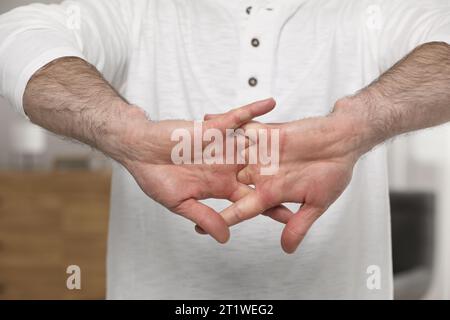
[197,41,450,253]
[199,114,361,253]
[23,41,450,253]
[115,100,295,244]
[23,57,292,244]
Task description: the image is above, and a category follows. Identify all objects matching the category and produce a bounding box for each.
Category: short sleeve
[378,0,450,72]
[0,0,133,116]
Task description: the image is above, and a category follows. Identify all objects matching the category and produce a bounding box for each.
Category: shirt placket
[235,0,280,105]
[235,0,306,107]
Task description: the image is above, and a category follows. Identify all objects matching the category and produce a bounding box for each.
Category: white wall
[389,127,450,299]
[0,0,96,170]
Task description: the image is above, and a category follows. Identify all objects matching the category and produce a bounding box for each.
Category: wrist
[331,92,390,157]
[96,101,153,166]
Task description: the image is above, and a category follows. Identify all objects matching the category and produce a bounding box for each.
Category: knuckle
[195,213,208,228]
[233,204,246,222]
[285,224,307,240]
[257,185,277,208]
[231,111,243,125]
[240,169,252,183]
[303,207,323,223]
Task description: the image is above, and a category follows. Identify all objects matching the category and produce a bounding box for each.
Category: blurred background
[0,0,449,300]
[0,0,111,301]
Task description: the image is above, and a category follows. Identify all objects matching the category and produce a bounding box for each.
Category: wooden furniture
[0,171,111,300]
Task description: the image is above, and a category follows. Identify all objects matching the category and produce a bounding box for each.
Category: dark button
[248,77,258,87]
[246,6,252,14]
[251,38,260,47]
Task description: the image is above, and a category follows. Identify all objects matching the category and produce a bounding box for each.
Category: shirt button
[246,6,252,14]
[251,38,260,47]
[248,77,258,87]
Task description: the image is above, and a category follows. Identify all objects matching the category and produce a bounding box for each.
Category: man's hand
[197,41,450,253]
[23,58,293,245]
[24,42,449,251]
[114,98,293,244]
[204,111,365,252]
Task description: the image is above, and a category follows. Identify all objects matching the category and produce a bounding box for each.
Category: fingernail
[195,225,207,235]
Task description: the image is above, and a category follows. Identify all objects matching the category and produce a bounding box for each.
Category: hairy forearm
[334,41,450,154]
[23,57,148,162]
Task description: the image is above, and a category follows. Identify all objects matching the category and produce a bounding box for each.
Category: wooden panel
[0,265,65,300]
[61,194,109,235]
[0,232,62,267]
[0,171,111,300]
[0,171,111,194]
[0,193,62,232]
